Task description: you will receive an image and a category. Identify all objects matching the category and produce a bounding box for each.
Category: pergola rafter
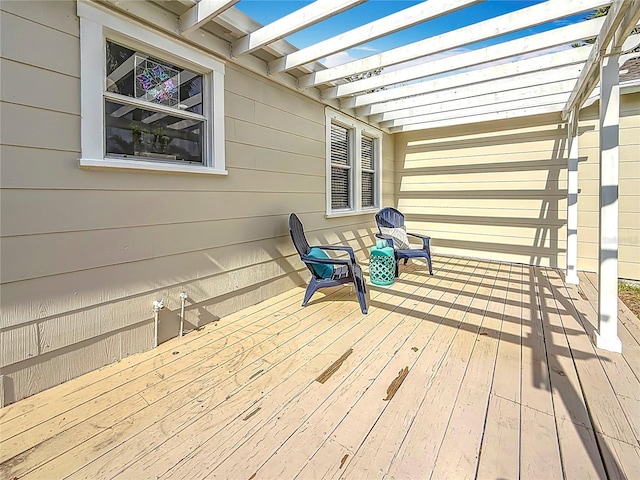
[563,0,640,118]
[231,0,365,57]
[322,16,605,100]
[267,0,482,75]
[179,0,240,35]
[363,66,583,118]
[343,45,592,109]
[300,0,609,90]
[375,80,578,127]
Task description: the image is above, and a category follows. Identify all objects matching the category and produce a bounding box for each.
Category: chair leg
[426,251,433,275]
[355,279,368,314]
[302,278,319,306]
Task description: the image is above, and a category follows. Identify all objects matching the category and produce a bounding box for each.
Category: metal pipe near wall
[179,292,188,337]
[152,300,164,348]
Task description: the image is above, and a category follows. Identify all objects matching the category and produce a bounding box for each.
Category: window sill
[79,158,228,176]
[325,208,378,219]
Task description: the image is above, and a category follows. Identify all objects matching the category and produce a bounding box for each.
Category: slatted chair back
[289,213,311,257]
[375,207,405,230]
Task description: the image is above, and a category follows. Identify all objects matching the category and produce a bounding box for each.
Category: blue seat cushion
[308,247,334,278]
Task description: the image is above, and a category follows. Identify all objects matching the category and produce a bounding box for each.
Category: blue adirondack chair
[289,213,367,314]
[375,207,433,276]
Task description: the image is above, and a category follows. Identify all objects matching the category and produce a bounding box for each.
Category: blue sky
[235,0,592,68]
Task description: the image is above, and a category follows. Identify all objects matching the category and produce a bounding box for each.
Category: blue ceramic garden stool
[369,245,395,286]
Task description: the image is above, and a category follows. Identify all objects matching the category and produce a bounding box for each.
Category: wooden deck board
[1,255,639,480]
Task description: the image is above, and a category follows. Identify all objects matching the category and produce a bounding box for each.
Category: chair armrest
[313,245,357,263]
[407,232,431,249]
[300,255,350,267]
[375,233,395,249]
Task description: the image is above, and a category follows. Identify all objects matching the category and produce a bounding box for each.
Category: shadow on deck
[1,255,639,479]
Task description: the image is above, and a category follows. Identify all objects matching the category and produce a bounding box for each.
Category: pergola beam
[341,45,591,109]
[562,0,640,119]
[302,0,608,89]
[389,103,565,133]
[268,0,482,74]
[322,16,604,99]
[361,66,582,117]
[381,92,569,128]
[231,0,365,57]
[180,0,240,35]
[374,80,577,125]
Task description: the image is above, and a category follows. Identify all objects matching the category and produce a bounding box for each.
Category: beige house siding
[0,2,386,405]
[576,93,640,280]
[394,114,569,268]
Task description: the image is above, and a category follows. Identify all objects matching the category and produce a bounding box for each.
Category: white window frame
[77,1,226,175]
[325,109,382,217]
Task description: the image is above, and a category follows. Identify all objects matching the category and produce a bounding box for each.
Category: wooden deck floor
[1,256,639,480]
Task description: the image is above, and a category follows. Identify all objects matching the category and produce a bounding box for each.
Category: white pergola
[110,0,640,352]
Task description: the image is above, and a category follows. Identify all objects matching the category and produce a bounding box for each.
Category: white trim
[302,0,607,89]
[78,1,226,174]
[79,158,228,175]
[231,0,364,57]
[268,0,481,74]
[179,0,240,36]
[594,50,622,353]
[325,109,382,217]
[565,110,580,285]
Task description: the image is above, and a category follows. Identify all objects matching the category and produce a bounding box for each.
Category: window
[326,109,382,216]
[78,2,226,175]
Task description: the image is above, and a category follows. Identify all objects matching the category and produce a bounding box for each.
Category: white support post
[593,48,622,353]
[565,110,580,285]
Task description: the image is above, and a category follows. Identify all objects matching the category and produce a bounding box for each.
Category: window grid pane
[362,135,375,207]
[331,122,352,210]
[331,124,350,166]
[331,166,351,209]
[362,171,374,208]
[361,135,374,170]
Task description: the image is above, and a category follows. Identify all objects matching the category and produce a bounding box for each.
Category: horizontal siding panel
[226,117,324,158]
[254,102,324,140]
[421,225,566,249]
[0,59,80,115]
[399,179,564,192]
[577,159,640,181]
[0,214,310,282]
[1,222,377,319]
[399,198,568,212]
[577,194,640,213]
[1,327,129,405]
[400,139,566,162]
[1,259,302,367]
[226,142,325,175]
[223,167,324,193]
[396,156,567,174]
[578,212,639,231]
[400,206,568,221]
[579,178,640,194]
[0,145,325,191]
[434,244,565,268]
[225,90,256,123]
[0,0,79,36]
[397,169,567,184]
[0,9,79,76]
[1,102,80,151]
[0,190,325,236]
[0,236,296,327]
[225,65,325,124]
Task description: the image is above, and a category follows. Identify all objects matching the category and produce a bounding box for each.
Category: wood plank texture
[1,256,639,480]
